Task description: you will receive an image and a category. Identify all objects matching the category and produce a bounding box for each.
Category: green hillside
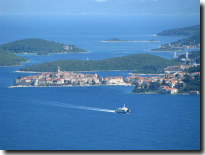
[152,25,200,51]
[0,38,87,55]
[19,54,179,74]
[151,34,200,51]
[0,50,28,66]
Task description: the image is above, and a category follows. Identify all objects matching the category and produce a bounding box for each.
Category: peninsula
[12,64,200,95]
[0,38,88,55]
[101,38,160,42]
[13,66,129,87]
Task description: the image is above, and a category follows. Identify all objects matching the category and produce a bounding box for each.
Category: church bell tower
[58,66,61,73]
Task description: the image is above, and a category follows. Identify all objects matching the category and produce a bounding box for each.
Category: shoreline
[150,47,200,52]
[17,51,88,55]
[0,60,29,67]
[131,92,195,95]
[15,70,165,76]
[9,83,132,88]
[15,70,137,73]
[9,85,198,95]
[129,73,165,76]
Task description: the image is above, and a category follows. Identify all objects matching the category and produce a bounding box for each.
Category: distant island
[0,49,28,66]
[151,25,200,51]
[0,38,88,55]
[19,54,178,74]
[101,38,160,42]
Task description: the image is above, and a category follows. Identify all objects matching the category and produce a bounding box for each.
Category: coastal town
[13,62,200,95]
[130,64,200,95]
[14,66,128,87]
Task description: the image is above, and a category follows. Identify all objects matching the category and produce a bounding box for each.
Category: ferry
[115,104,131,114]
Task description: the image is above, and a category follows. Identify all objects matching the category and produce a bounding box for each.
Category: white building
[104,76,124,85]
[186,52,189,59]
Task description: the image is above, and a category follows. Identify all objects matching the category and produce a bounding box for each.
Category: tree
[162,79,168,86]
[134,83,139,89]
[149,82,160,91]
[183,74,192,83]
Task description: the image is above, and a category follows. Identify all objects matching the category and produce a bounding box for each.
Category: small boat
[115,104,131,114]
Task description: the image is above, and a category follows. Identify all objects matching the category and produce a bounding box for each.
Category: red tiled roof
[160,85,169,88]
[167,88,177,90]
[128,76,138,79]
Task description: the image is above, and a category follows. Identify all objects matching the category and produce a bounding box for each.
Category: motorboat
[115,104,131,114]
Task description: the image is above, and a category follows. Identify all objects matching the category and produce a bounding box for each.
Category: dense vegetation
[151,34,200,51]
[132,82,160,93]
[185,65,200,73]
[174,74,200,93]
[0,49,28,66]
[157,25,200,36]
[0,38,87,55]
[152,25,200,51]
[19,54,179,73]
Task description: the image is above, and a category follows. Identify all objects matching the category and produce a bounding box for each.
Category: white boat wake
[2,95,115,113]
[44,101,116,113]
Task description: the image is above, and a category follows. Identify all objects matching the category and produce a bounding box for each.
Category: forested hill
[0,38,88,55]
[157,25,200,36]
[151,25,200,51]
[0,50,28,66]
[19,54,179,74]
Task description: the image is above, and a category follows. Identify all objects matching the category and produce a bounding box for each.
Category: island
[101,38,160,42]
[151,25,200,51]
[0,49,28,66]
[18,54,179,74]
[0,38,88,55]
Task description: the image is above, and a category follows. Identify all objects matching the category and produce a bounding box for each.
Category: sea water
[0,14,200,150]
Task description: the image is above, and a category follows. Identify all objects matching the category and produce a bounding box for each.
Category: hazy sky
[0,0,200,16]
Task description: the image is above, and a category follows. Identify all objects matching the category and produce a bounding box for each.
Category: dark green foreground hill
[0,50,28,66]
[19,54,179,73]
[0,38,87,55]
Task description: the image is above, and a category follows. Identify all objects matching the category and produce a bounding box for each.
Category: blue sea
[0,14,200,150]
